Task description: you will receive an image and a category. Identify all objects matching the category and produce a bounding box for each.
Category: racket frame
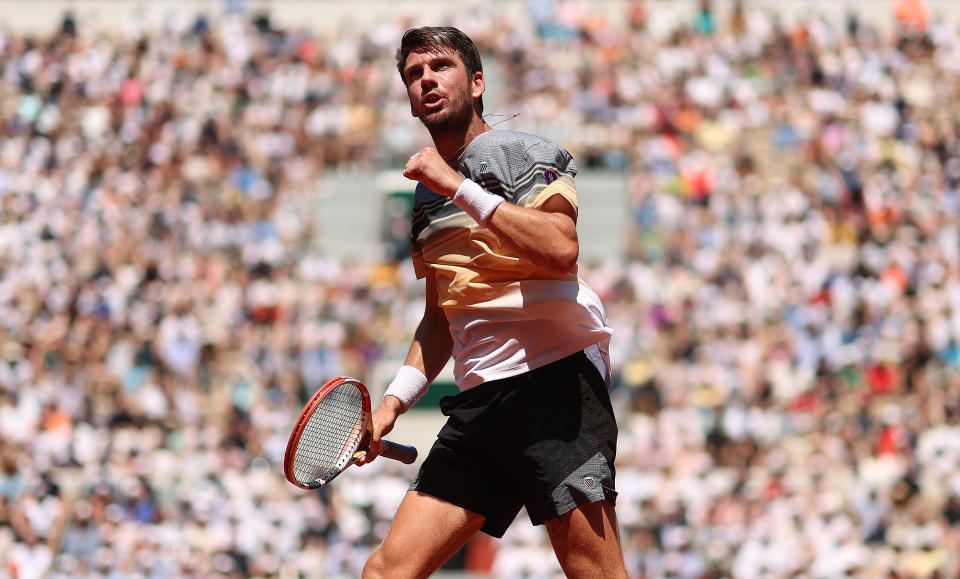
[284,376,418,490]
[284,376,371,490]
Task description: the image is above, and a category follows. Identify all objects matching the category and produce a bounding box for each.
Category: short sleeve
[518,139,578,182]
[524,175,579,218]
[510,138,578,214]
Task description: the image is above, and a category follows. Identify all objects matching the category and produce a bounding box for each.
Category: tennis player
[358,26,627,578]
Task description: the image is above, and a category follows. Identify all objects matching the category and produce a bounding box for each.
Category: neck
[430,114,491,163]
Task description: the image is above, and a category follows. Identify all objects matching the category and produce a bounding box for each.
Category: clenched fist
[403,147,465,197]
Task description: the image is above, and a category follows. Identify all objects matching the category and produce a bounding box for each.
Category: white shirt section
[444,278,613,390]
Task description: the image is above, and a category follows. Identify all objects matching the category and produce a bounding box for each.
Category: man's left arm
[404,147,579,274]
[485,195,577,273]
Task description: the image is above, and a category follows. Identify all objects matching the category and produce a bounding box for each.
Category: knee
[364,544,430,579]
[362,548,389,579]
[562,554,628,579]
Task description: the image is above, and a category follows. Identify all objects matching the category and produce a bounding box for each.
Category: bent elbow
[544,242,579,274]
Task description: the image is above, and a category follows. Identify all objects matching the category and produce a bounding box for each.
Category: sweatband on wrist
[384,365,429,412]
[453,179,504,226]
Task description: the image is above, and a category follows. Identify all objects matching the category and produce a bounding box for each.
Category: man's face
[403,48,482,131]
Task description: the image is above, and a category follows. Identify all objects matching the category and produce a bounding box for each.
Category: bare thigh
[362,491,486,579]
[545,500,628,579]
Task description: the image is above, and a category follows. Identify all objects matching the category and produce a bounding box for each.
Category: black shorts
[409,351,618,538]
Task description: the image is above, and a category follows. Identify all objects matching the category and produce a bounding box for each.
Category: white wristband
[384,365,429,412]
[453,179,504,226]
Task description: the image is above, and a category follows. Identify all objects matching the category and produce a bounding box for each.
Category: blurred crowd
[1,0,960,577]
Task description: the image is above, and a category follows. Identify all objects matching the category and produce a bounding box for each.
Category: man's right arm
[359,268,451,464]
[395,267,454,388]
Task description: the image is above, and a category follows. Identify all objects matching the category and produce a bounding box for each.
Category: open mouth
[423,93,444,110]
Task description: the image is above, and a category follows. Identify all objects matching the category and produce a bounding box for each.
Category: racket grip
[380,440,418,464]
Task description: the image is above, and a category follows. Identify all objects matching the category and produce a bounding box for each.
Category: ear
[471,71,485,101]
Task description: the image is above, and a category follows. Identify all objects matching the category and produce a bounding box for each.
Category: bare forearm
[404,311,453,383]
[403,148,579,274]
[486,201,578,273]
[371,310,450,438]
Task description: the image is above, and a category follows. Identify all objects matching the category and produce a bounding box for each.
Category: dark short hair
[395,26,484,113]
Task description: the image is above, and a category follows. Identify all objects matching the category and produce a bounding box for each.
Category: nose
[420,65,438,87]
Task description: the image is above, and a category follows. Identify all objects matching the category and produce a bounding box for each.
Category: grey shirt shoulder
[455,130,577,200]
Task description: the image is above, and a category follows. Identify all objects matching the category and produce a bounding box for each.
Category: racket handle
[380,440,418,464]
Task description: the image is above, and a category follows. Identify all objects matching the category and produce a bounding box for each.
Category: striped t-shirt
[411,129,612,390]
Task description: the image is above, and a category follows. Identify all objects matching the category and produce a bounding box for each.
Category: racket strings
[293,383,366,486]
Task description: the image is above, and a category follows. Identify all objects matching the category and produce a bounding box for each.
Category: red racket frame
[284,377,417,490]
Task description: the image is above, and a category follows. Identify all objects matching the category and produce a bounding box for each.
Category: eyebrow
[404,52,455,79]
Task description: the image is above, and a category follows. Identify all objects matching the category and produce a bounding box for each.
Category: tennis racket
[284,376,418,490]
